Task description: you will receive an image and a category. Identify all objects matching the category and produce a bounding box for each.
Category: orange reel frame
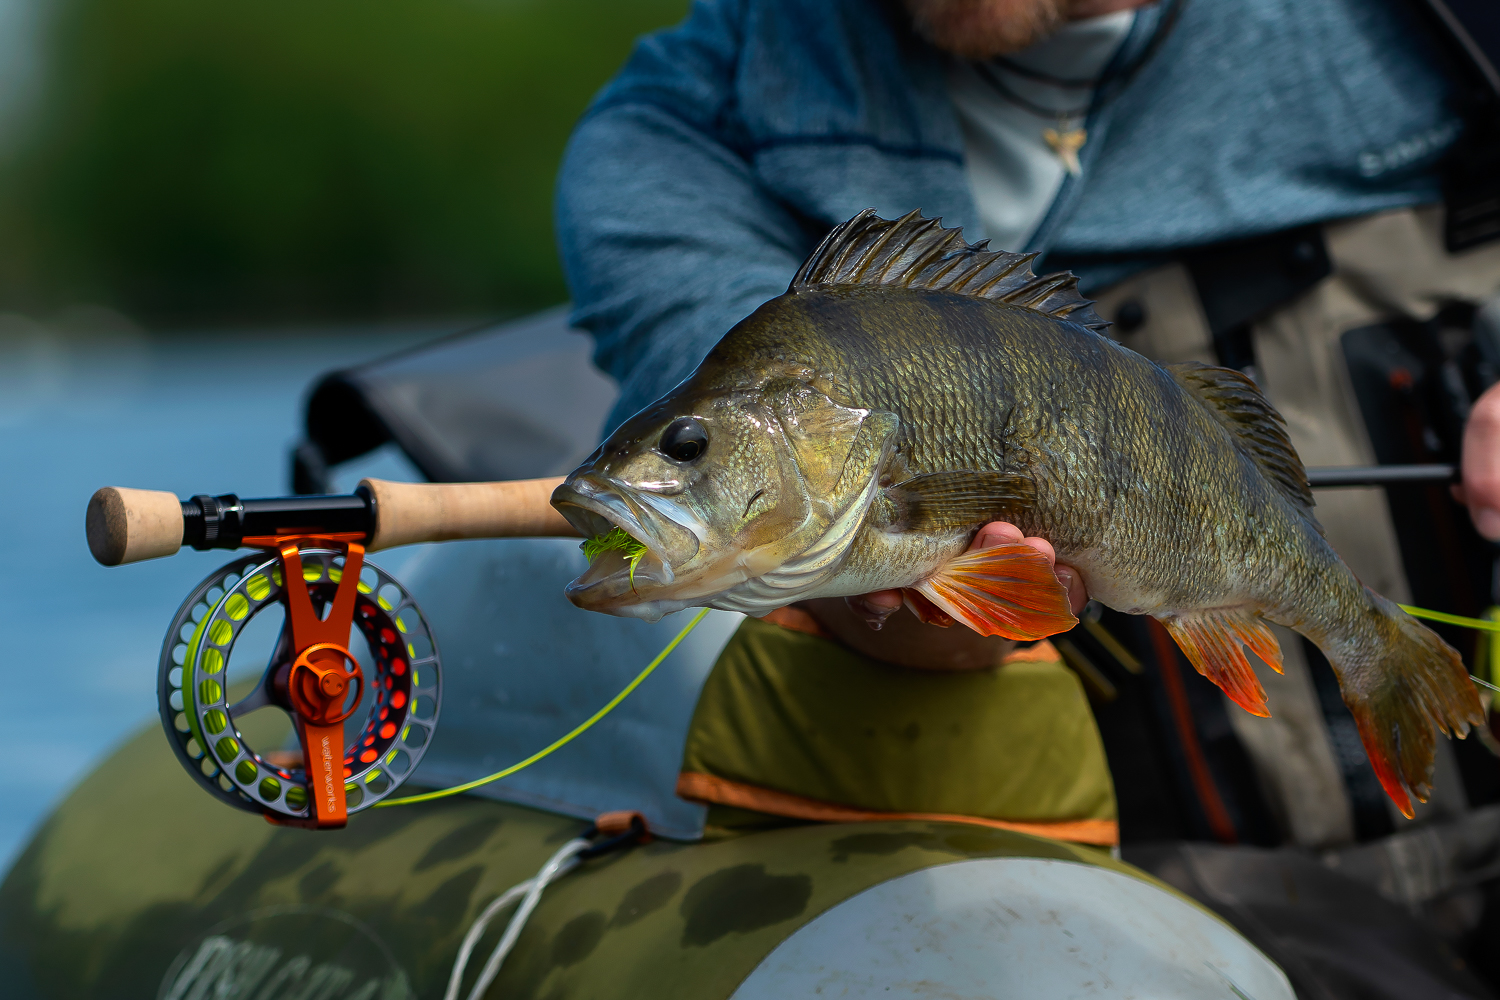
[253,534,369,829]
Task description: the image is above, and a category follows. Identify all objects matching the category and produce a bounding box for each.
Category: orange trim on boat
[677,771,1119,846]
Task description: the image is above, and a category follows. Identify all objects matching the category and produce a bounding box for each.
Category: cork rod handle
[360,477,579,551]
[87,487,185,566]
[88,477,582,566]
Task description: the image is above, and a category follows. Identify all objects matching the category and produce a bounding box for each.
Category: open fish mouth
[551,477,701,615]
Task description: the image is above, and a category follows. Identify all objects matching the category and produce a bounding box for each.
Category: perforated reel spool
[157,548,442,819]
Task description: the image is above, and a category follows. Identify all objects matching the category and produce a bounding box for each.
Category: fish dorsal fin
[791,209,1109,332]
[1166,362,1316,516]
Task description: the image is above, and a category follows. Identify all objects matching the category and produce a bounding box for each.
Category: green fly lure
[581,527,648,589]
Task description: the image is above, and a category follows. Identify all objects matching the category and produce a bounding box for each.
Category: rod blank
[1305,464,1456,488]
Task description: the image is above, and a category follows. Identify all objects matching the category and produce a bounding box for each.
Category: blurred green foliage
[0,0,688,326]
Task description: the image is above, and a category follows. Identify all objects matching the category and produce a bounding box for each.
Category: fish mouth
[551,476,703,618]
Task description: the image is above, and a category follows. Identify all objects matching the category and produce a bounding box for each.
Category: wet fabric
[679,618,1117,839]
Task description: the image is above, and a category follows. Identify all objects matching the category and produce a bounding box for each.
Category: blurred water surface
[0,317,440,868]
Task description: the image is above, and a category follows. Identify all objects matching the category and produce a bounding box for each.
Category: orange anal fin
[1159,610,1281,718]
[913,542,1077,641]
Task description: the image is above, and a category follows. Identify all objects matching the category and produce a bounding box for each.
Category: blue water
[0,315,448,869]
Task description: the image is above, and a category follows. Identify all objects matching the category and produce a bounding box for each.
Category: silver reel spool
[157,547,441,821]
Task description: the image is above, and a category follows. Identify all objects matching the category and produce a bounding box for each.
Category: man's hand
[1458,382,1500,540]
[845,521,1089,630]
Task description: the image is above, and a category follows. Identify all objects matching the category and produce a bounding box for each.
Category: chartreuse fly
[582,527,649,589]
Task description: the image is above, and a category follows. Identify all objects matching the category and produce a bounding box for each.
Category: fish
[550,209,1483,817]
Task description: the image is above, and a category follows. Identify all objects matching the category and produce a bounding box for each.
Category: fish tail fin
[1159,609,1283,718]
[1323,590,1484,819]
[913,542,1077,640]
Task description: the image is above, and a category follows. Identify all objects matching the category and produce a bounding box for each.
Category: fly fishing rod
[87,478,577,829]
[82,463,1463,830]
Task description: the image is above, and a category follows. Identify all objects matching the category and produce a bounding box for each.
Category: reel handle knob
[86,487,184,566]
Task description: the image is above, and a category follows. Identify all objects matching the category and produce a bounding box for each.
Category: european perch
[551,210,1484,818]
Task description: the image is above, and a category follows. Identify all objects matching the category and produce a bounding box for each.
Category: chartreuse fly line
[376,607,709,808]
[581,527,649,588]
[1399,604,1500,633]
[377,598,1496,809]
[1401,603,1500,694]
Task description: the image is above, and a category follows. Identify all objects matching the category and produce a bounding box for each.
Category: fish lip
[552,476,701,612]
[552,479,648,544]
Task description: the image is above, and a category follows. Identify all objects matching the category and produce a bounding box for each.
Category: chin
[903,0,1065,58]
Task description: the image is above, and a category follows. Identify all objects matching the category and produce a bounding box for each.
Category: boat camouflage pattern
[0,717,1133,1000]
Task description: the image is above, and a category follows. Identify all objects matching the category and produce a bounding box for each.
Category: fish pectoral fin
[882,471,1034,532]
[1159,609,1283,718]
[913,543,1077,640]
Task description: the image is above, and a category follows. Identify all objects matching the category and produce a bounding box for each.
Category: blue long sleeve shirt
[555,0,1459,431]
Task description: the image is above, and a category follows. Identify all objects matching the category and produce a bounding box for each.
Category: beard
[904,0,1068,58]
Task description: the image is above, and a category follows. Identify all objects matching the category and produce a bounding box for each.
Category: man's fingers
[1022,535,1057,567]
[846,591,903,630]
[972,522,1025,549]
[1463,383,1500,540]
[1055,565,1089,615]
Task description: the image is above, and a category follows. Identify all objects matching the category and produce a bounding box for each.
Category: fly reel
[157,538,441,827]
[89,478,558,827]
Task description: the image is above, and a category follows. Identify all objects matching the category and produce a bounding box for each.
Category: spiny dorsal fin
[1166,362,1317,518]
[791,209,1109,332]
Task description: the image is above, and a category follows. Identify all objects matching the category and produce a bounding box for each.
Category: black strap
[1408,0,1500,250]
[1413,0,1500,96]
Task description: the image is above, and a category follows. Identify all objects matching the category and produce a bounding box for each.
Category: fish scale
[552,209,1484,820]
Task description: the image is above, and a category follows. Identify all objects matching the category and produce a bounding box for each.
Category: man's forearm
[556,103,810,431]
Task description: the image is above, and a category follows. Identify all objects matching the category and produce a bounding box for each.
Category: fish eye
[659,417,708,463]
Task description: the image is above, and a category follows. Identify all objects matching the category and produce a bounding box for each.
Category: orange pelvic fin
[901,588,955,627]
[1159,609,1283,718]
[912,542,1077,641]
